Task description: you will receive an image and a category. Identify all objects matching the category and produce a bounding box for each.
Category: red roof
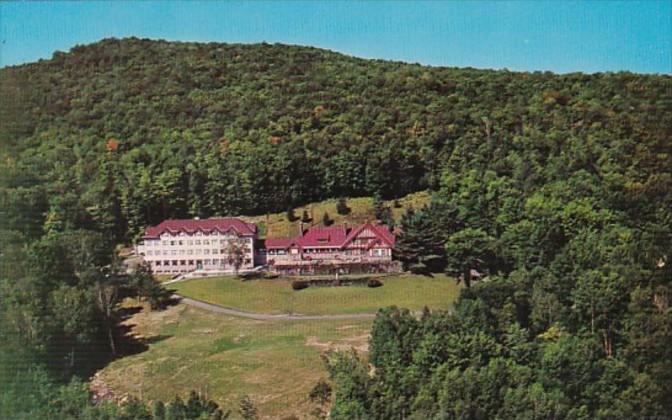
[264,238,295,249]
[263,222,395,249]
[143,218,256,238]
[296,225,349,248]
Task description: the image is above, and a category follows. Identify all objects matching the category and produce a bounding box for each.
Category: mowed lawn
[172,274,461,315]
[97,303,373,418]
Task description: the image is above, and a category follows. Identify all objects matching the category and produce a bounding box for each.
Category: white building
[136,218,256,274]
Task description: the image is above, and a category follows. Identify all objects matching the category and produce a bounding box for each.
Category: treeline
[0,226,180,417]
[1,37,669,244]
[324,75,672,418]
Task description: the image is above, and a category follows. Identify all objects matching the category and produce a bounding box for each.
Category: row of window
[145,238,247,247]
[146,248,235,256]
[153,258,252,267]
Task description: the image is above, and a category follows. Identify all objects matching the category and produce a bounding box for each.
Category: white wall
[137,231,255,273]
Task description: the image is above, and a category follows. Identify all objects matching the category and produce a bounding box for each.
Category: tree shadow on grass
[78,299,180,380]
[116,321,173,357]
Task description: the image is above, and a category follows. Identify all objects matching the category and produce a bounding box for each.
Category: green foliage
[395,203,452,273]
[1,38,671,418]
[323,44,671,417]
[444,227,495,287]
[131,262,174,310]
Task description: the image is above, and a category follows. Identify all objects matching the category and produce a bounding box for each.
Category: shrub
[323,212,333,226]
[240,271,262,280]
[286,207,297,222]
[336,197,351,215]
[292,280,310,290]
[367,278,383,288]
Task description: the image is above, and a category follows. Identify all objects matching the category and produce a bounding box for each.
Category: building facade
[137,218,398,275]
[136,218,256,274]
[259,221,396,273]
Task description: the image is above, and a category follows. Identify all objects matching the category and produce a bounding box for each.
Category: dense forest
[1,37,670,418]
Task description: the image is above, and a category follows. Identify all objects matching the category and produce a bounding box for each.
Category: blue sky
[1,1,670,74]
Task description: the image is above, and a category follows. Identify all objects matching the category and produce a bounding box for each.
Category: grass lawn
[242,190,430,238]
[172,273,461,315]
[97,303,372,418]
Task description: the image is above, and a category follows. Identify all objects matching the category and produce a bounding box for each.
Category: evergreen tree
[286,207,297,222]
[336,197,350,215]
[322,212,333,226]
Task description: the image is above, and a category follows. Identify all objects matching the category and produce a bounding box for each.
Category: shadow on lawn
[73,299,181,383]
[116,297,181,356]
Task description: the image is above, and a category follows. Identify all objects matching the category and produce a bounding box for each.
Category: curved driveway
[173,294,377,321]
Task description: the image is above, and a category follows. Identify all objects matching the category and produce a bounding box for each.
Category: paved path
[173,294,377,321]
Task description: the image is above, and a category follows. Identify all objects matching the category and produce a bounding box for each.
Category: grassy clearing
[172,273,461,315]
[98,303,372,418]
[241,190,430,238]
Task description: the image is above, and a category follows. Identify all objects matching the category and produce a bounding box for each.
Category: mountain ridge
[1,37,669,242]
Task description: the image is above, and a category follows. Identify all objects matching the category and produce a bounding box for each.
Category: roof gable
[343,222,395,248]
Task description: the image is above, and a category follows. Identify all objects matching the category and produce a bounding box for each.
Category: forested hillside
[1,38,671,418]
[2,37,669,243]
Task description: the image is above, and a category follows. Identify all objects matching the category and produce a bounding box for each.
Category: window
[244,258,251,264]
[163,250,168,255]
[162,240,168,246]
[212,259,219,265]
[204,259,211,265]
[178,240,183,245]
[196,249,202,255]
[170,241,175,246]
[164,260,170,266]
[187,249,193,255]
[179,250,185,255]
[188,260,194,265]
[172,260,178,266]
[187,240,193,245]
[146,250,152,256]
[203,239,210,245]
[220,239,226,245]
[212,249,218,254]
[204,249,210,255]
[171,250,177,255]
[195,240,201,245]
[180,260,186,265]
